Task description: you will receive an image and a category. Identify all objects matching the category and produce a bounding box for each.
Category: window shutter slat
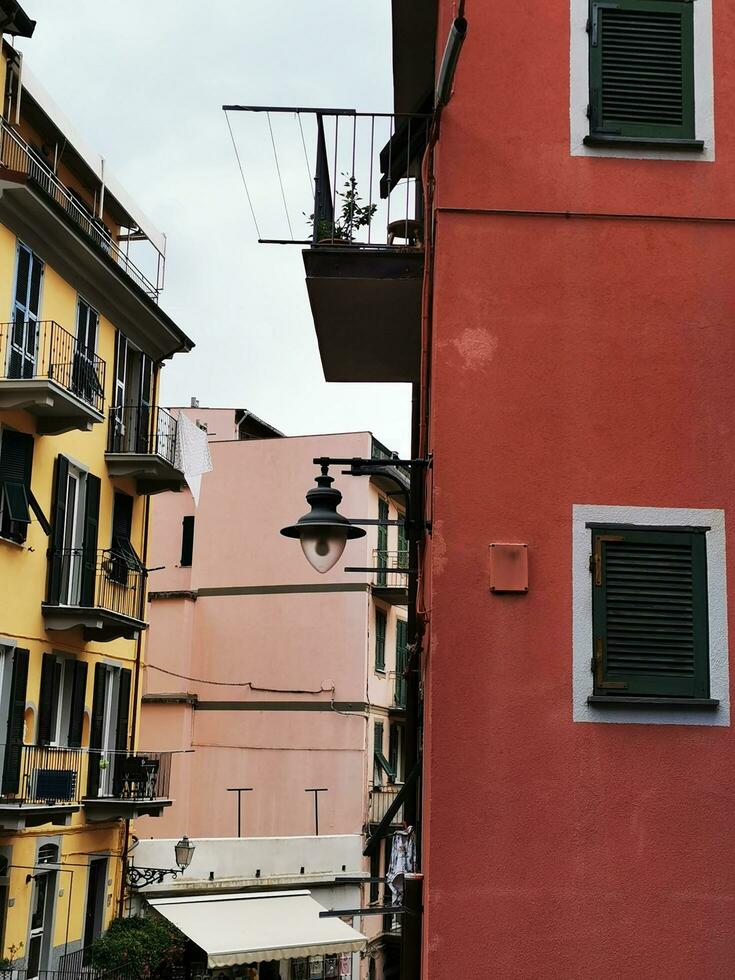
[47,456,70,604]
[2,647,28,795]
[87,664,106,797]
[375,609,386,671]
[590,0,695,140]
[80,474,101,607]
[112,669,132,797]
[37,653,57,747]
[592,528,709,698]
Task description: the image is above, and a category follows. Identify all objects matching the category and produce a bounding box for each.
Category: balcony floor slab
[41,604,147,642]
[82,797,173,822]
[0,802,79,832]
[105,453,186,495]
[0,378,103,433]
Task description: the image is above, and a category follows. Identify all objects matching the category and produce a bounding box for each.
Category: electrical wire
[146,662,332,696]
[224,109,262,239]
[266,110,294,239]
[296,111,313,194]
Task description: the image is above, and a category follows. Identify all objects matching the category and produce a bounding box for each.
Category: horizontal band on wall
[194,700,369,713]
[149,584,370,600]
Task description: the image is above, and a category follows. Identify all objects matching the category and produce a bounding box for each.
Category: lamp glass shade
[174,836,195,872]
[299,526,348,574]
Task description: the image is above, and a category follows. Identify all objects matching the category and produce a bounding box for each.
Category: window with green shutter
[375,608,386,673]
[587,0,699,147]
[591,526,710,699]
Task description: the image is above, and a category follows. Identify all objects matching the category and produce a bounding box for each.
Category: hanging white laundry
[386,826,416,909]
[175,412,213,506]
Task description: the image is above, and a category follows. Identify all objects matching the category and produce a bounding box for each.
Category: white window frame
[572,504,729,725]
[570,0,716,162]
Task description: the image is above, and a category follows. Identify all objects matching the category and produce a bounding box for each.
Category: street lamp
[126,836,196,889]
[281,463,365,573]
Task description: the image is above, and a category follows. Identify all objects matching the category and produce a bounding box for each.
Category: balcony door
[58,464,86,607]
[26,844,57,980]
[8,243,43,380]
[88,664,131,798]
[73,298,100,404]
[83,858,107,951]
[111,331,153,454]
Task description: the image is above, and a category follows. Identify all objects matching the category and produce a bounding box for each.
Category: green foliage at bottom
[87,914,185,978]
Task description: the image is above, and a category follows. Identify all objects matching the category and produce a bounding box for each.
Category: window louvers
[589,0,695,142]
[592,528,709,698]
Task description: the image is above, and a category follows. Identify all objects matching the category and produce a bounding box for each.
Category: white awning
[148,890,367,969]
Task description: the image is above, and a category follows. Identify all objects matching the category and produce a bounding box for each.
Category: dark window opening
[180,515,195,567]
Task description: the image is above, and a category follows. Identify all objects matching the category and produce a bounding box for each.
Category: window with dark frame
[180,515,195,567]
[375,608,387,672]
[587,0,698,147]
[591,526,711,700]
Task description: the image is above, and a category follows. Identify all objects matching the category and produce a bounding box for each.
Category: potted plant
[306,175,377,244]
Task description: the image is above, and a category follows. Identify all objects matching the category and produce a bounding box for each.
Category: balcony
[228,107,428,381]
[390,670,407,713]
[0,744,82,831]
[373,550,409,605]
[42,548,147,642]
[105,405,185,494]
[0,319,105,433]
[83,750,173,821]
[0,120,193,362]
[368,784,404,828]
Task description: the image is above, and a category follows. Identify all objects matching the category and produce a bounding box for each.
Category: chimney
[190,397,199,408]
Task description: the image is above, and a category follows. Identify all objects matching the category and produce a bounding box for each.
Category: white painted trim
[572,504,729,725]
[570,0,715,162]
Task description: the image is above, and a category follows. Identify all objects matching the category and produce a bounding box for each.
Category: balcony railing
[374,550,410,589]
[0,744,83,805]
[369,784,404,826]
[46,549,146,622]
[0,120,160,299]
[87,750,172,801]
[390,670,407,710]
[0,320,106,413]
[107,405,178,466]
[224,107,431,248]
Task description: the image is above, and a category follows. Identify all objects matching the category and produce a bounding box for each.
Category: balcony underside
[373,585,409,607]
[41,604,147,642]
[83,797,173,822]
[303,247,422,382]
[105,453,186,495]
[0,378,103,433]
[0,802,79,832]
[0,173,190,361]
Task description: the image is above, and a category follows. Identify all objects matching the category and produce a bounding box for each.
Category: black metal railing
[107,405,179,467]
[373,550,410,590]
[225,107,431,248]
[0,744,84,805]
[46,549,146,622]
[0,120,162,299]
[87,750,172,802]
[0,968,139,980]
[0,320,106,413]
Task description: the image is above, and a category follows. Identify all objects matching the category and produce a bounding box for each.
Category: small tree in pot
[306,175,377,243]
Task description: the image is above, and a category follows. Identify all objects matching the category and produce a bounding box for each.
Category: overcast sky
[20,0,411,455]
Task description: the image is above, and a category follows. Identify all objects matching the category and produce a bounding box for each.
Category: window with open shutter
[591,526,710,699]
[588,0,697,145]
[0,429,49,543]
[375,609,387,672]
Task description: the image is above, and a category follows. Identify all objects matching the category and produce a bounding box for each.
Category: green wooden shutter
[377,499,389,586]
[588,0,695,142]
[87,664,106,797]
[180,516,195,567]
[37,653,59,746]
[80,474,101,607]
[592,527,709,698]
[395,619,407,707]
[375,609,387,672]
[112,668,132,796]
[2,647,28,795]
[67,660,88,748]
[47,455,69,604]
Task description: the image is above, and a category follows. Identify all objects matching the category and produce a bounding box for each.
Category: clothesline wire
[267,110,295,239]
[224,109,262,239]
[296,111,314,196]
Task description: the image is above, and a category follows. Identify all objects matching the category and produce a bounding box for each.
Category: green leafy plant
[86,915,185,978]
[0,942,23,971]
[305,175,377,243]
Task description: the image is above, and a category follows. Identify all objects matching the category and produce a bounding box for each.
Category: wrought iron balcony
[368,783,405,827]
[0,120,161,299]
[373,549,410,606]
[390,670,407,711]
[42,548,147,642]
[84,750,173,821]
[0,743,83,831]
[105,405,185,494]
[225,106,429,381]
[0,320,105,432]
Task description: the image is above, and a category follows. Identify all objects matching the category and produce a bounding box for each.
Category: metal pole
[227,788,253,838]
[305,788,328,836]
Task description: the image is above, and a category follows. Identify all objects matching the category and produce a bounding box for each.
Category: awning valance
[148,890,367,969]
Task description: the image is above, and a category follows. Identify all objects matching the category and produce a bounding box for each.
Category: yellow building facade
[0,14,191,975]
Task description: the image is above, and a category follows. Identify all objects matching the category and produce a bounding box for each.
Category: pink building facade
[138,412,408,978]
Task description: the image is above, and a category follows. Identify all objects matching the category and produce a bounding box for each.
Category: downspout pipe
[435,17,468,109]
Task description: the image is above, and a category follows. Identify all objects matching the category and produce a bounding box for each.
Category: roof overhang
[0,0,35,38]
[149,890,367,968]
[391,0,439,114]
